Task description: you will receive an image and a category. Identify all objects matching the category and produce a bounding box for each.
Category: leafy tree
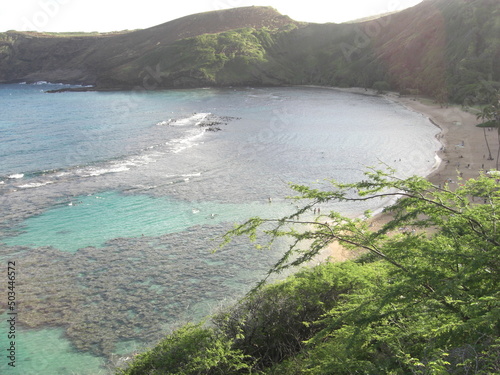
[119,168,499,374]
[223,167,500,373]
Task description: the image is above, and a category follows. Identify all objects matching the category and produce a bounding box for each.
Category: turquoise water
[4,191,292,252]
[0,322,107,375]
[0,84,440,374]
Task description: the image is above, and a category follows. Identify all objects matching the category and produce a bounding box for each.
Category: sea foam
[18,181,54,189]
[8,173,24,179]
[168,113,211,126]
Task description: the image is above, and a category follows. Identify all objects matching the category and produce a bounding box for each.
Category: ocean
[0,83,440,374]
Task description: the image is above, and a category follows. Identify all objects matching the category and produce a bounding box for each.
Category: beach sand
[317,90,499,263]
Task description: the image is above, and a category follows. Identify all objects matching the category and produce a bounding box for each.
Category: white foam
[169,113,211,127]
[18,181,54,189]
[8,173,24,179]
[124,153,159,166]
[429,154,442,175]
[132,184,157,190]
[168,128,206,154]
[76,152,161,179]
[84,165,130,177]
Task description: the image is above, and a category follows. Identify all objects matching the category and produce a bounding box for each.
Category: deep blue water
[0,83,440,374]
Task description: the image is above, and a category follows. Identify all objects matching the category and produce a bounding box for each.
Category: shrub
[212,261,383,370]
[117,323,251,375]
[372,80,391,93]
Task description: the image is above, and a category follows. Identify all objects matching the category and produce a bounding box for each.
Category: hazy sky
[1,0,424,32]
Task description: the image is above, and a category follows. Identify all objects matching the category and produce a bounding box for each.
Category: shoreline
[332,86,497,183]
[317,89,498,263]
[6,81,494,259]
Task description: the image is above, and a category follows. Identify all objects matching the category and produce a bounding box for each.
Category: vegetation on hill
[1,1,499,104]
[99,27,287,88]
[0,6,301,85]
[117,169,500,374]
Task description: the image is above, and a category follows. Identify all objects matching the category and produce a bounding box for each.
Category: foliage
[109,27,276,87]
[116,323,252,375]
[120,169,499,374]
[373,81,391,93]
[475,86,500,168]
[476,88,500,127]
[442,0,500,103]
[223,168,500,374]
[212,261,382,370]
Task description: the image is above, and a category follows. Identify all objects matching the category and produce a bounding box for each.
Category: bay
[0,84,439,374]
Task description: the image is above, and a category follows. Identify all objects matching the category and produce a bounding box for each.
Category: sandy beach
[318,90,499,263]
[396,95,498,185]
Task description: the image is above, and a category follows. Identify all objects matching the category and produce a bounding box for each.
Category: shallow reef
[0,223,280,363]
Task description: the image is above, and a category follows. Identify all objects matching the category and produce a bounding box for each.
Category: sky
[0,0,424,33]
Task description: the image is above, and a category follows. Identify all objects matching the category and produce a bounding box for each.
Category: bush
[117,324,251,375]
[372,81,391,93]
[212,261,381,370]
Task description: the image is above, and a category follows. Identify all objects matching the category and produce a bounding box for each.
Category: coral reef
[0,224,279,362]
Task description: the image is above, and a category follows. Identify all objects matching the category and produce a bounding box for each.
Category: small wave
[74,152,162,178]
[83,165,131,177]
[168,113,211,127]
[22,81,91,88]
[121,153,159,168]
[168,128,206,154]
[248,94,282,100]
[8,174,24,179]
[18,181,54,189]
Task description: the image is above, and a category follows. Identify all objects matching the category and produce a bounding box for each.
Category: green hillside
[1,0,499,103]
[0,6,302,86]
[95,0,500,102]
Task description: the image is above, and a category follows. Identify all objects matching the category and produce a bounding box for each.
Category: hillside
[0,0,499,101]
[255,0,500,101]
[0,6,302,86]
